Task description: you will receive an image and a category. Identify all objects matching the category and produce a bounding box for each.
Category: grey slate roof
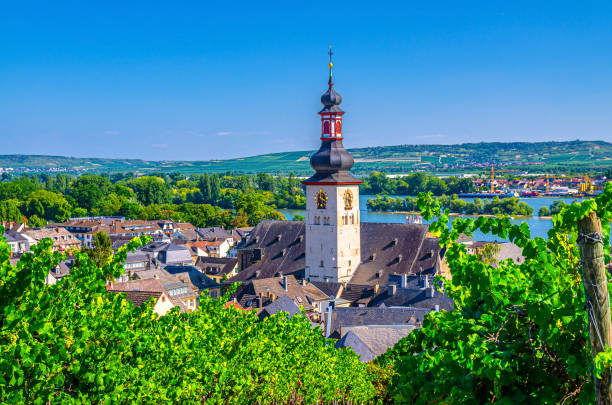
[229,221,440,287]
[195,257,238,276]
[164,265,220,292]
[311,281,343,298]
[335,331,376,362]
[230,221,306,282]
[196,227,233,241]
[143,242,192,264]
[369,286,454,311]
[258,294,301,320]
[328,306,430,338]
[4,230,28,243]
[335,325,416,362]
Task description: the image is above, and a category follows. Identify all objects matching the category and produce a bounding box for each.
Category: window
[350,214,355,224]
[324,216,330,225]
[314,216,321,225]
[320,260,324,267]
[322,120,330,135]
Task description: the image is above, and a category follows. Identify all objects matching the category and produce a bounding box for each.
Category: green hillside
[1,140,610,175]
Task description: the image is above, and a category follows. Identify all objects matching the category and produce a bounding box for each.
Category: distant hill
[1,140,610,175]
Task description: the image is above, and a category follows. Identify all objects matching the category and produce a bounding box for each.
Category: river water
[278,195,588,242]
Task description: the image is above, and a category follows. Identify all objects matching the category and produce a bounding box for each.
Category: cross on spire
[328,45,334,86]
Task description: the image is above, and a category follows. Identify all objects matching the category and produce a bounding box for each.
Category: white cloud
[215,131,233,136]
[105,130,120,135]
[152,143,168,148]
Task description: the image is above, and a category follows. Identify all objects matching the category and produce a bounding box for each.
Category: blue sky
[2,1,612,160]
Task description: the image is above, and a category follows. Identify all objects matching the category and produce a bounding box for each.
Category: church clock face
[315,189,328,209]
[343,189,353,210]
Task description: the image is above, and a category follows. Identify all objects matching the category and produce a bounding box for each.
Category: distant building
[23,228,81,251]
[109,290,174,316]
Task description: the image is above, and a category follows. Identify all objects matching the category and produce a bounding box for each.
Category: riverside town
[2,4,612,403]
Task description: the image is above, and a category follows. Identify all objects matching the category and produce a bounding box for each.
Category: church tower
[303,48,362,283]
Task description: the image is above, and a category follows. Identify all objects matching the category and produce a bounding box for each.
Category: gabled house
[24,228,81,251]
[109,290,174,316]
[45,261,71,285]
[164,265,221,299]
[111,270,199,312]
[4,231,29,255]
[194,257,238,283]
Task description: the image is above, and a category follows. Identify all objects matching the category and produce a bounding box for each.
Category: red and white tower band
[302,47,362,283]
[319,47,344,141]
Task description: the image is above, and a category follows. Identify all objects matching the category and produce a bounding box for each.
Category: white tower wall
[305,184,361,283]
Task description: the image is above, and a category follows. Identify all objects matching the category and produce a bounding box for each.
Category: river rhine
[279,195,589,242]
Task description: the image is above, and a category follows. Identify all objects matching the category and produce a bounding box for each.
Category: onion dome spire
[302,47,361,186]
[320,45,343,113]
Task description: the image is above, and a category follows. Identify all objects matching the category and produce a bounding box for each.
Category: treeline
[368,194,534,216]
[360,172,475,195]
[538,200,568,217]
[0,172,306,228]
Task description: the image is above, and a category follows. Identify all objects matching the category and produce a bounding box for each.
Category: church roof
[229,220,440,286]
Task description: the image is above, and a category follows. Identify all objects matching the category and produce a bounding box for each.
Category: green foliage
[377,184,612,404]
[26,214,46,228]
[539,205,550,217]
[361,172,476,196]
[127,176,173,206]
[0,232,376,403]
[0,172,293,229]
[85,231,112,268]
[71,175,112,213]
[368,194,534,216]
[0,199,23,222]
[24,190,72,222]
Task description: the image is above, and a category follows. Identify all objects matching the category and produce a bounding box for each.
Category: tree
[85,231,112,268]
[128,177,172,206]
[92,193,123,216]
[71,175,112,213]
[0,199,23,222]
[27,214,46,228]
[235,192,285,226]
[378,187,612,404]
[24,190,72,222]
[0,235,378,403]
[539,206,550,217]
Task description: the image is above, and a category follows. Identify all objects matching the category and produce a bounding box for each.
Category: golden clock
[315,189,328,209]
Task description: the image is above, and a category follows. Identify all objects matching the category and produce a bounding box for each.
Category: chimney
[374,283,379,294]
[426,286,435,298]
[400,274,408,289]
[434,304,440,311]
[270,293,276,302]
[390,284,397,296]
[257,294,262,308]
[282,276,287,291]
[325,297,335,338]
[423,275,429,289]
